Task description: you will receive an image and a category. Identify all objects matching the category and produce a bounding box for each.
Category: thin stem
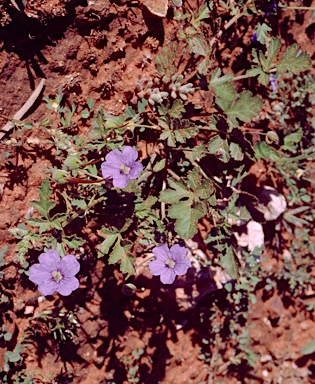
[167,169,182,181]
[135,256,155,270]
[78,170,104,180]
[284,6,315,10]
[62,196,106,227]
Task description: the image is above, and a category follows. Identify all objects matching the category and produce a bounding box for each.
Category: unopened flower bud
[266,131,279,144]
[64,156,82,170]
[52,169,69,184]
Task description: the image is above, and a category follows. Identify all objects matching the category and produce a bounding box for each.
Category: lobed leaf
[219,246,239,279]
[225,91,262,126]
[276,44,312,74]
[108,239,135,276]
[31,179,56,219]
[159,179,193,204]
[168,201,204,239]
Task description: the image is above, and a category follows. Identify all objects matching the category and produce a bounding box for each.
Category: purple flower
[149,244,191,284]
[101,146,143,189]
[270,75,277,92]
[29,249,80,296]
[251,32,258,43]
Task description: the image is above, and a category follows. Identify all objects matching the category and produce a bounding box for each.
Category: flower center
[120,164,131,175]
[52,270,63,283]
[165,259,175,268]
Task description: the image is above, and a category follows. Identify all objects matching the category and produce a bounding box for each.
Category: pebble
[24,305,34,315]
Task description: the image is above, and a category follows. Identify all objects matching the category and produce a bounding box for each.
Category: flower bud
[64,156,82,170]
[266,131,279,145]
[52,169,69,184]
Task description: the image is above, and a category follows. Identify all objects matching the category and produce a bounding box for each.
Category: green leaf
[0,246,7,267]
[195,180,215,200]
[27,214,67,233]
[159,130,176,147]
[301,339,315,355]
[230,142,244,161]
[72,199,87,209]
[183,145,207,161]
[255,22,272,45]
[198,57,212,75]
[254,142,281,161]
[219,246,239,279]
[282,128,303,150]
[108,239,135,276]
[190,35,208,56]
[225,91,262,126]
[209,69,237,101]
[215,97,233,112]
[154,45,177,81]
[159,179,193,204]
[276,44,312,74]
[208,136,230,162]
[195,4,210,23]
[187,167,202,189]
[81,110,90,119]
[245,67,263,78]
[168,201,204,239]
[257,72,270,86]
[208,135,225,154]
[265,37,281,71]
[153,158,166,172]
[97,233,119,257]
[4,332,12,341]
[26,218,51,233]
[138,98,148,114]
[31,179,56,219]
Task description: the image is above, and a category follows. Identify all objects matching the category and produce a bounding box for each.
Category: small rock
[24,306,34,315]
[300,320,311,330]
[262,370,269,377]
[260,354,272,363]
[77,343,95,362]
[283,249,292,261]
[267,294,285,319]
[38,296,46,304]
[256,186,286,221]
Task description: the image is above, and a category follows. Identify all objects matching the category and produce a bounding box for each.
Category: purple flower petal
[38,249,60,273]
[60,255,80,277]
[150,243,191,284]
[29,265,52,284]
[122,146,139,164]
[100,146,143,188]
[128,162,144,179]
[37,280,59,296]
[149,259,169,276]
[152,244,171,262]
[112,174,130,188]
[57,277,80,296]
[160,268,176,284]
[169,244,188,261]
[101,163,120,179]
[29,249,80,296]
[173,258,191,276]
[105,150,124,166]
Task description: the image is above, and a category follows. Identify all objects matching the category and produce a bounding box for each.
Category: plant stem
[62,196,106,227]
[284,6,315,11]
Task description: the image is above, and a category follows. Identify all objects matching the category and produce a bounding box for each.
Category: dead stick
[0,78,46,140]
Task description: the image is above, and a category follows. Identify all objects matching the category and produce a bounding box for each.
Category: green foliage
[301,339,315,355]
[160,170,214,239]
[277,44,312,74]
[254,22,272,44]
[97,230,135,277]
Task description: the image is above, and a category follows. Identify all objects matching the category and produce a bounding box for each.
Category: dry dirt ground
[1,1,315,383]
